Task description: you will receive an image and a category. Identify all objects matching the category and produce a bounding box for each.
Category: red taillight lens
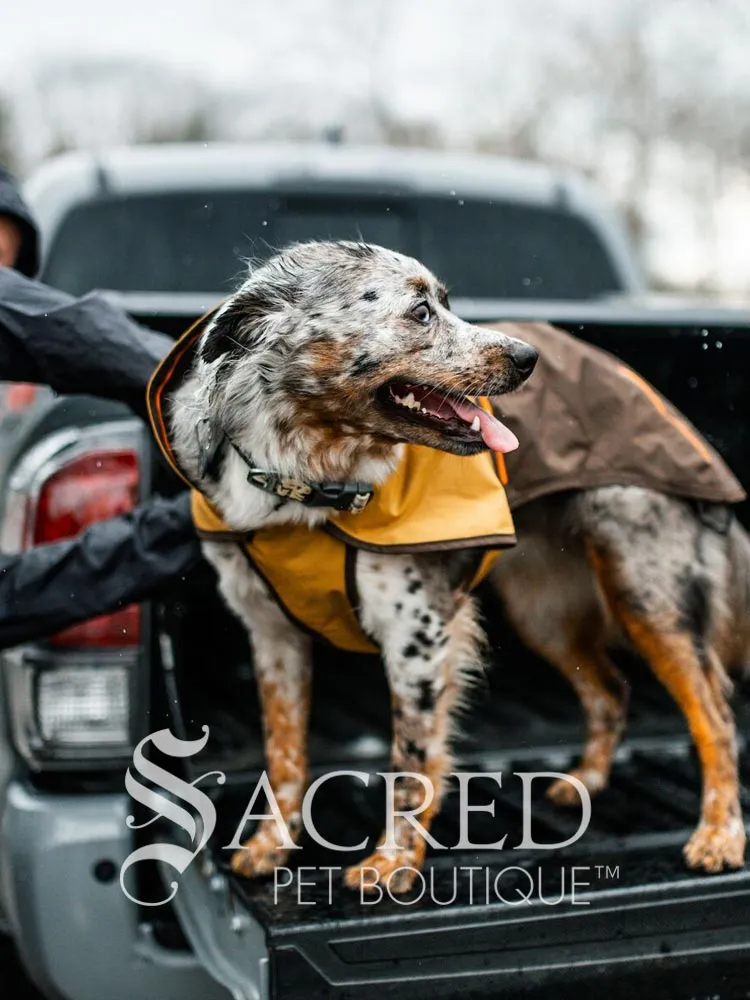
[3,383,38,412]
[49,605,141,648]
[29,449,141,648]
[32,451,139,545]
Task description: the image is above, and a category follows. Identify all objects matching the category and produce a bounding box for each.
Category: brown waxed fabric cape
[147,310,516,655]
[486,321,746,510]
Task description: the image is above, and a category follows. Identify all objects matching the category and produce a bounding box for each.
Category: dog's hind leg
[492,516,629,803]
[579,486,745,873]
[202,544,313,878]
[543,646,628,804]
[344,551,484,894]
[516,634,627,805]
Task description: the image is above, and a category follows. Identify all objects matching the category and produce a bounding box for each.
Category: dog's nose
[509,340,538,377]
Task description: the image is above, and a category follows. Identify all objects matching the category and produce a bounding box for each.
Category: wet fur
[492,487,749,871]
[167,241,534,893]
[169,238,748,883]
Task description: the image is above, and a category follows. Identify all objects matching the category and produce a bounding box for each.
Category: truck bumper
[0,781,230,1000]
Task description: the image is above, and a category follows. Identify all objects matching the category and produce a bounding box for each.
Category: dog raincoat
[148,313,516,654]
[489,322,746,510]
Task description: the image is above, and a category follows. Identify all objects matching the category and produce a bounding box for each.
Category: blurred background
[2,7,750,999]
[2,0,750,299]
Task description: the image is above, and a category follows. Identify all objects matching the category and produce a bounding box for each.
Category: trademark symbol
[594,865,620,880]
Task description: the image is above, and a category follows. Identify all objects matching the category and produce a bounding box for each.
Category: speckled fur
[168,241,529,530]
[167,241,533,892]
[492,485,750,873]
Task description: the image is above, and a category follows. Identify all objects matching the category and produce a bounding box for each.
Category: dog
[486,318,749,874]
[151,240,536,893]
[492,490,749,873]
[152,240,747,889]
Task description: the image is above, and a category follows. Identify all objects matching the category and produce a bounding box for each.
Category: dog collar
[229,439,374,514]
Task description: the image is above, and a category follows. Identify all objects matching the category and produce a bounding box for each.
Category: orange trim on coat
[146,306,223,486]
[615,364,714,466]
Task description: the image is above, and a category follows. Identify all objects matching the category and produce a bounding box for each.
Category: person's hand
[0,214,22,268]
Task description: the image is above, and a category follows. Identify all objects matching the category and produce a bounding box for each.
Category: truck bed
[154,312,750,999]
[186,639,747,1000]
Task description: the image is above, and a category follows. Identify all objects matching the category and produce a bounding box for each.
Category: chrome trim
[157,845,269,1000]
[1,418,147,769]
[2,645,139,770]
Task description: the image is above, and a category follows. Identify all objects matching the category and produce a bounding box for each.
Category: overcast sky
[3,0,457,97]
[3,0,268,87]
[1,0,555,124]
[4,0,750,294]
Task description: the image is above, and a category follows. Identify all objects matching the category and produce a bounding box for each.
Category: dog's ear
[200,291,274,364]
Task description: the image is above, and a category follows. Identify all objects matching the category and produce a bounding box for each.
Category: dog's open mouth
[377,381,519,453]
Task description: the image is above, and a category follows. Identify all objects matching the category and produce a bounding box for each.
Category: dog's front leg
[230,622,312,878]
[202,545,312,878]
[344,552,482,894]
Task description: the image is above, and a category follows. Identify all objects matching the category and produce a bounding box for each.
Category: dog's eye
[412,303,432,325]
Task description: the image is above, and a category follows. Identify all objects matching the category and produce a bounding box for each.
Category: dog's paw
[683,820,746,873]
[343,850,421,895]
[546,767,607,806]
[230,829,290,879]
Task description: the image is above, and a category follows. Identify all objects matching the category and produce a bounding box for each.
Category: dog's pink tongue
[446,398,519,453]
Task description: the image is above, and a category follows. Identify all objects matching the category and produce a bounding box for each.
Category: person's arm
[0,267,172,422]
[0,492,201,649]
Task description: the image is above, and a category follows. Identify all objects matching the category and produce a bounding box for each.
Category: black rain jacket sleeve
[0,493,201,649]
[0,267,203,649]
[0,266,171,422]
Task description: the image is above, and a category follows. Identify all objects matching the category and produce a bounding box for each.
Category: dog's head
[197,241,536,473]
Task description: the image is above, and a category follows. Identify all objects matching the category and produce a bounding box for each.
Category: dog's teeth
[471,415,481,432]
[392,390,427,413]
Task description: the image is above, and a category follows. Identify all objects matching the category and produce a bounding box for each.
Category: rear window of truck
[43,190,624,300]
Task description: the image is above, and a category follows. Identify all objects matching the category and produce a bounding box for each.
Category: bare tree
[508,0,750,289]
[26,57,223,159]
[131,102,220,146]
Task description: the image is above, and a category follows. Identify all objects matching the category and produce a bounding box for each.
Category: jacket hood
[0,164,40,277]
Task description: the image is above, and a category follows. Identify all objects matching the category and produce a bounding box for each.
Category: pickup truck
[2,143,749,1000]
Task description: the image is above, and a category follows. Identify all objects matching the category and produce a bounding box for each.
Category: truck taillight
[31,450,139,544]
[0,421,147,768]
[3,383,38,412]
[28,449,141,648]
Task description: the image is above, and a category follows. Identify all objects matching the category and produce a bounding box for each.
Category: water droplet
[715,340,723,349]
[701,328,709,337]
[449,189,456,197]
[688,377,698,388]
[701,342,709,350]
[458,199,465,206]
[261,220,268,227]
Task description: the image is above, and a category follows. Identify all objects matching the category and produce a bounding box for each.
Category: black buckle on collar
[245,469,373,513]
[227,439,373,513]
